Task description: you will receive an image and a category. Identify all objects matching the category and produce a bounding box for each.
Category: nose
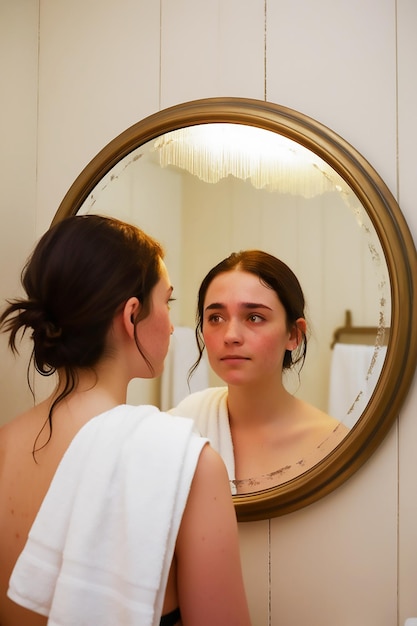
[223,319,243,345]
[170,323,174,335]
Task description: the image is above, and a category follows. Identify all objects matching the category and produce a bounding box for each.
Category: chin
[221,374,251,386]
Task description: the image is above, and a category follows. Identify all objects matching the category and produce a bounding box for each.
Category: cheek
[146,311,170,342]
[257,330,288,357]
[202,327,218,351]
[153,314,171,358]
[159,312,172,338]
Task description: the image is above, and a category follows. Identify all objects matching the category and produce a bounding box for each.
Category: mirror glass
[52,98,417,520]
[77,125,390,425]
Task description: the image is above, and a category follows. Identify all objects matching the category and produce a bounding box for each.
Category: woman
[170,250,348,493]
[0,215,251,626]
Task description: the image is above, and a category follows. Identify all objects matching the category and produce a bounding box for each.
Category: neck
[51,357,130,417]
[226,379,294,428]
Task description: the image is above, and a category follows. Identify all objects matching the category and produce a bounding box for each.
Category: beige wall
[1,1,416,624]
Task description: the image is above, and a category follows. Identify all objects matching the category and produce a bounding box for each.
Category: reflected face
[202,270,298,387]
[137,259,174,377]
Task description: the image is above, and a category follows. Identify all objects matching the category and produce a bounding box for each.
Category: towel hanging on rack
[328,342,387,428]
[160,326,209,411]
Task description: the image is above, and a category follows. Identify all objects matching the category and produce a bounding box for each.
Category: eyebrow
[204,302,272,311]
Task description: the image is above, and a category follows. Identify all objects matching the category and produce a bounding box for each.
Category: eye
[167,297,176,310]
[207,313,223,324]
[248,313,264,323]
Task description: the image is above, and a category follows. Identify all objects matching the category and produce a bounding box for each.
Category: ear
[122,297,141,338]
[286,317,307,351]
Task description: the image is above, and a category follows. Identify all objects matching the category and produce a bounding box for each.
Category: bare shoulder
[0,415,20,458]
[186,443,231,507]
[0,410,34,492]
[297,398,349,437]
[0,407,39,453]
[182,443,234,514]
[0,416,14,440]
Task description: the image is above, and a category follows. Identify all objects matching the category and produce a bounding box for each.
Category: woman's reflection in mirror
[170,250,348,494]
[0,215,251,626]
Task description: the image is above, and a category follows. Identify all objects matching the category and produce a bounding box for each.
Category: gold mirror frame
[52,97,417,522]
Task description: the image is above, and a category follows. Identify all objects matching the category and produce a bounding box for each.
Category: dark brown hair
[190,249,307,378]
[0,214,164,454]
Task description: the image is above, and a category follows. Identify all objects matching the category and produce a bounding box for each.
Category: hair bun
[24,305,62,348]
[43,320,62,340]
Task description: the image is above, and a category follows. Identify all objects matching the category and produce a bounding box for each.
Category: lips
[220,355,250,361]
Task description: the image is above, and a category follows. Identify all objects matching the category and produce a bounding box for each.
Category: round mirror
[52,98,417,521]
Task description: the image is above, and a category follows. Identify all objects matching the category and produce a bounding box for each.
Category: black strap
[160,606,181,626]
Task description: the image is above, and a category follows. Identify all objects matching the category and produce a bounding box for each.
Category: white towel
[160,326,209,411]
[169,387,236,493]
[328,343,387,428]
[8,405,207,626]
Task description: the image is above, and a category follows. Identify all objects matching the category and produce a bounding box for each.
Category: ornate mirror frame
[52,97,417,521]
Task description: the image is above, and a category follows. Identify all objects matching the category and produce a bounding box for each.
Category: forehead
[158,258,170,281]
[205,270,278,304]
[153,258,171,291]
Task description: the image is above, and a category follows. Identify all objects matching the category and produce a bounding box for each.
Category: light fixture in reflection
[154,123,344,198]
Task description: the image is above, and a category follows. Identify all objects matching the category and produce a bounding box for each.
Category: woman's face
[136,259,174,377]
[202,270,299,387]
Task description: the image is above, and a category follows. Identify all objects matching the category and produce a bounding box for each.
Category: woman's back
[0,402,75,626]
